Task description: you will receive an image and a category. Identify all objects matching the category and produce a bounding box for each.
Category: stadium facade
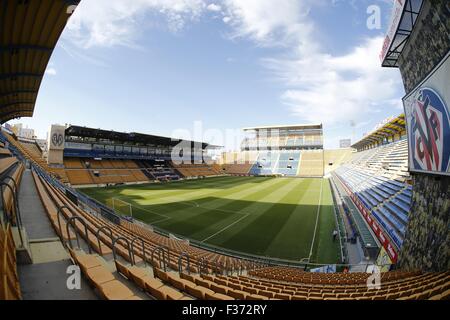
[220,124,342,178]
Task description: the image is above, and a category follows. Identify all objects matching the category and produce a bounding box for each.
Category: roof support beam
[0,90,38,98]
[0,101,35,108]
[389,122,406,130]
[0,45,52,52]
[0,110,33,124]
[0,73,42,80]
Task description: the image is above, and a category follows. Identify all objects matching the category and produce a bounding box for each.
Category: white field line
[116,194,248,227]
[201,213,250,243]
[114,177,274,231]
[142,197,249,226]
[155,197,248,217]
[308,179,324,262]
[179,200,200,208]
[114,196,170,219]
[128,203,173,225]
[151,217,172,225]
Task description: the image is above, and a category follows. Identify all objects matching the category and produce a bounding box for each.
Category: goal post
[107,197,133,217]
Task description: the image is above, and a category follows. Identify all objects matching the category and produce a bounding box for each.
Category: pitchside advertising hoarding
[403,52,450,176]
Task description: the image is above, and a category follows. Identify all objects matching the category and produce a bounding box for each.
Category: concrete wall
[47,149,64,165]
[396,1,450,272]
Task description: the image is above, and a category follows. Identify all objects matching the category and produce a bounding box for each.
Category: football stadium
[0,0,449,304]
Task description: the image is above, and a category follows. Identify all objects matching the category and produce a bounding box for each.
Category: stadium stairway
[14,168,98,300]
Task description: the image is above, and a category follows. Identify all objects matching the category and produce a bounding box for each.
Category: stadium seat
[204,292,234,300]
[98,281,136,300]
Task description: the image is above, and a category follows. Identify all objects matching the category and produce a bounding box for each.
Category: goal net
[107,197,133,217]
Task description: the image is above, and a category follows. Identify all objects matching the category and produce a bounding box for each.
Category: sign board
[310,265,337,274]
[403,52,450,176]
[380,0,407,63]
[47,125,66,150]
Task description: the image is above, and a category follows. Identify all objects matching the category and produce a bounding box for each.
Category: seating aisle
[16,169,98,300]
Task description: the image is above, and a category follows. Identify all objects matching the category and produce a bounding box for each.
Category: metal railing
[131,237,147,267]
[112,236,133,265]
[66,216,92,254]
[0,181,24,247]
[151,246,169,271]
[96,226,114,257]
[178,252,191,275]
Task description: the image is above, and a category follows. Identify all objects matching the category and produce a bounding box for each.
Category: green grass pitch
[81,176,341,264]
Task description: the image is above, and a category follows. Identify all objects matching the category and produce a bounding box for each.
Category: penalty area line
[201,213,250,243]
[114,197,170,219]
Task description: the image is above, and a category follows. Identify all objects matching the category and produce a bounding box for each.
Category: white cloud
[222,0,316,49]
[45,68,57,76]
[61,0,404,148]
[220,0,403,129]
[65,0,207,48]
[272,37,403,126]
[207,3,221,12]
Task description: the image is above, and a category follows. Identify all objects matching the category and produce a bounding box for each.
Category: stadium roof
[242,123,323,131]
[352,114,406,150]
[380,0,424,68]
[0,0,79,123]
[65,125,221,149]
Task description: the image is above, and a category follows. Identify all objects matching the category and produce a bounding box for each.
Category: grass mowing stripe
[207,178,305,255]
[216,178,312,258]
[81,177,264,223]
[141,177,278,222]
[157,178,290,239]
[82,176,254,205]
[201,213,250,243]
[138,177,266,204]
[263,178,318,260]
[171,178,291,240]
[310,179,341,264]
[83,177,340,263]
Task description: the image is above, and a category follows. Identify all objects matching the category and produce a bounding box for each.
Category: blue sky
[9,0,405,150]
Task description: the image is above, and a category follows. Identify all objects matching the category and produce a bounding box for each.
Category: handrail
[197,257,208,276]
[3,175,22,227]
[66,216,92,254]
[0,182,24,248]
[151,246,169,272]
[178,252,190,275]
[112,236,133,265]
[214,257,221,276]
[95,226,114,256]
[235,261,242,276]
[57,205,74,247]
[131,237,147,267]
[225,260,232,276]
